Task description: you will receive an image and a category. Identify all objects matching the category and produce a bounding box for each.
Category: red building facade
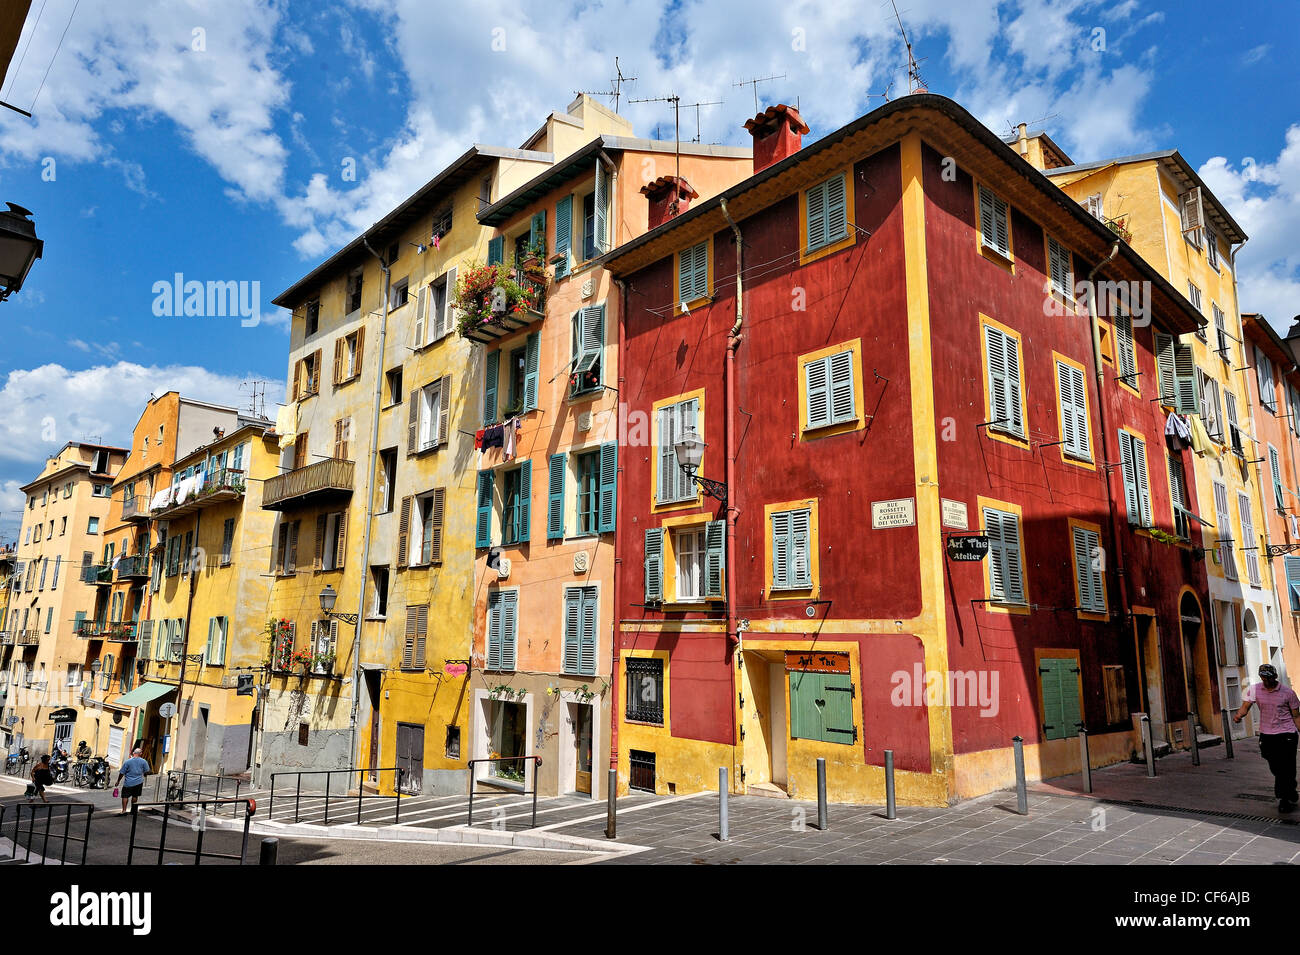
[605,95,1215,805]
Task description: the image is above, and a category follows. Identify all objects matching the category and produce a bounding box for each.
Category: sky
[0,0,1296,543]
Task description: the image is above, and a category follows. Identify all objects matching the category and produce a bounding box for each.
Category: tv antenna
[890,0,927,94]
[733,72,786,113]
[681,99,723,143]
[867,82,895,105]
[240,379,272,419]
[575,56,638,113]
[629,92,683,182]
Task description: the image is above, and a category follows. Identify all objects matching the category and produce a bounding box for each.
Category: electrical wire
[2,0,47,102]
[29,0,78,114]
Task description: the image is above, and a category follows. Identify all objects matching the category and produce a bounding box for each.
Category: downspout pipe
[720,198,743,792]
[608,276,628,783]
[171,510,201,774]
[351,236,391,774]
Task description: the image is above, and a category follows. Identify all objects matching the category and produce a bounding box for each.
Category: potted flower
[311,651,336,676]
[268,618,296,672]
[1106,216,1133,244]
[453,262,546,338]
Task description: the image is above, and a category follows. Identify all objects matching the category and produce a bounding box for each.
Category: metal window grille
[625,658,664,725]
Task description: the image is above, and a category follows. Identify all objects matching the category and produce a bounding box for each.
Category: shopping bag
[112,787,119,797]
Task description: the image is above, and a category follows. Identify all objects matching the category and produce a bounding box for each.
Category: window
[305,299,319,337]
[445,725,461,760]
[432,204,453,242]
[332,417,351,460]
[333,328,364,385]
[1047,235,1073,299]
[414,269,455,346]
[1154,333,1198,414]
[1257,348,1277,411]
[576,450,600,535]
[486,590,518,671]
[1039,657,1082,740]
[770,508,812,592]
[581,192,596,261]
[220,518,235,565]
[401,604,428,670]
[563,586,598,676]
[676,241,709,305]
[983,322,1024,439]
[1169,455,1192,540]
[140,618,154,659]
[410,376,450,454]
[295,350,322,399]
[66,664,81,688]
[554,194,573,277]
[1271,446,1286,512]
[386,367,403,406]
[369,566,389,618]
[378,449,397,512]
[1085,193,1104,221]
[1118,431,1152,527]
[983,506,1026,605]
[1055,357,1091,461]
[804,172,848,254]
[1197,368,1222,441]
[205,616,228,666]
[1225,391,1244,456]
[674,527,707,601]
[1239,492,1261,587]
[51,556,60,590]
[625,657,663,725]
[182,530,195,576]
[1187,281,1203,314]
[790,668,856,744]
[1212,305,1229,359]
[92,483,110,498]
[315,511,347,571]
[501,466,530,546]
[803,347,857,431]
[1285,557,1300,612]
[415,489,445,565]
[60,517,66,535]
[273,519,300,575]
[87,517,99,534]
[570,305,605,396]
[1070,524,1106,615]
[100,654,114,690]
[45,607,54,633]
[977,184,1011,259]
[655,397,700,505]
[33,524,41,543]
[310,619,337,674]
[394,277,412,310]
[507,346,526,411]
[1206,227,1219,269]
[1179,188,1203,248]
[1212,482,1237,580]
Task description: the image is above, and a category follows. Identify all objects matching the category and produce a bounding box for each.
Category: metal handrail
[126,797,254,865]
[6,802,94,864]
[268,766,406,826]
[466,755,542,829]
[154,769,244,813]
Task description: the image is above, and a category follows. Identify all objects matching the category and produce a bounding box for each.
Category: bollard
[718,767,729,842]
[259,837,278,866]
[1222,709,1234,760]
[1189,716,1200,767]
[1079,726,1092,794]
[604,768,617,839]
[1141,715,1156,777]
[884,750,897,820]
[816,758,828,831]
[1012,736,1028,815]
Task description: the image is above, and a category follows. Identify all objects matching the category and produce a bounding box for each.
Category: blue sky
[0,0,1296,542]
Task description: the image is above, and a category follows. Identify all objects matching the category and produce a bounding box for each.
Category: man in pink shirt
[1234,663,1300,812]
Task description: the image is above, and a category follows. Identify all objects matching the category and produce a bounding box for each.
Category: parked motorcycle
[4,746,30,776]
[87,756,109,790]
[50,750,70,784]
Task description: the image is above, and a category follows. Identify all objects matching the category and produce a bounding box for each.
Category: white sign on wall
[941,499,969,530]
[871,498,916,529]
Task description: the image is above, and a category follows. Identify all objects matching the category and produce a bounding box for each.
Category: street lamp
[319,584,358,625]
[0,203,42,302]
[674,425,728,507]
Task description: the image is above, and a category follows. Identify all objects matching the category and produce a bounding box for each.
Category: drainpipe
[350,237,391,773]
[609,277,628,779]
[170,509,201,773]
[720,198,743,794]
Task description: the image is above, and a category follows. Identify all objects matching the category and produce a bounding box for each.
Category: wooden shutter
[1180,187,1203,233]
[311,349,321,393]
[429,488,445,564]
[1073,527,1097,612]
[579,586,597,676]
[1040,658,1081,740]
[1240,493,1261,586]
[487,236,503,266]
[547,453,566,540]
[1272,447,1285,510]
[292,358,300,401]
[563,588,581,673]
[397,496,412,568]
[1058,361,1089,458]
[554,195,572,277]
[1048,236,1072,295]
[825,173,847,244]
[1285,557,1300,611]
[805,179,827,251]
[523,332,540,411]
[335,511,348,569]
[414,284,428,346]
[406,388,420,455]
[402,606,416,669]
[1119,432,1140,522]
[139,620,153,660]
[287,520,299,573]
[598,441,617,533]
[705,520,725,598]
[829,350,854,424]
[1173,340,1199,415]
[1154,333,1177,405]
[594,160,609,253]
[475,471,494,548]
[314,514,327,569]
[500,591,517,670]
[644,528,664,602]
[483,350,499,425]
[1115,313,1137,381]
[487,592,502,670]
[437,374,451,446]
[414,604,428,669]
[529,209,547,258]
[790,509,812,588]
[1213,482,1237,580]
[353,327,364,379]
[771,511,791,590]
[985,325,1022,435]
[656,406,675,504]
[1132,435,1151,527]
[789,671,821,741]
[516,460,531,543]
[439,267,456,340]
[332,337,343,385]
[294,432,308,470]
[805,356,831,429]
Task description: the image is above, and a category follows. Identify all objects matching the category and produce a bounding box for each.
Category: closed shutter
[598,441,617,533]
[402,606,417,669]
[705,519,725,598]
[1115,313,1137,382]
[286,521,299,573]
[985,508,1025,603]
[563,589,581,674]
[1154,333,1177,405]
[1240,493,1261,586]
[487,236,503,266]
[1119,432,1141,525]
[790,509,812,588]
[574,304,603,375]
[821,672,856,744]
[486,593,502,670]
[1213,482,1237,580]
[825,172,847,245]
[1173,340,1200,415]
[979,186,1010,256]
[1132,435,1152,527]
[414,604,428,669]
[984,325,1023,436]
[579,586,597,676]
[805,179,827,251]
[554,195,572,277]
[594,160,609,253]
[1072,526,1104,613]
[397,496,412,568]
[771,510,791,590]
[523,332,540,411]
[805,355,831,428]
[314,514,327,570]
[656,406,675,503]
[139,620,153,660]
[437,374,451,446]
[547,453,566,540]
[679,242,707,301]
[789,670,822,740]
[429,488,445,564]
[475,472,494,548]
[500,591,517,670]
[829,350,854,423]
[1040,657,1082,740]
[1285,556,1300,612]
[516,461,531,543]
[1258,349,1275,408]
[1271,447,1285,510]
[407,388,419,454]
[644,528,664,602]
[483,349,499,426]
[1047,236,1072,296]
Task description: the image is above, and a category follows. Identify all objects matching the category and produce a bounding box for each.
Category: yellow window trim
[1044,233,1077,308]
[1033,647,1084,734]
[1097,319,1115,366]
[1067,517,1108,622]
[620,648,670,732]
[650,388,707,514]
[1052,350,1095,471]
[797,338,866,441]
[762,498,820,602]
[979,314,1029,450]
[798,167,856,266]
[673,238,713,317]
[973,179,1015,273]
[977,495,1029,615]
[658,512,724,607]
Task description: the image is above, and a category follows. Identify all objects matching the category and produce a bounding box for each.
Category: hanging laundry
[481,424,505,450]
[1165,412,1192,450]
[275,402,297,450]
[1188,414,1220,459]
[503,417,519,461]
[474,429,485,450]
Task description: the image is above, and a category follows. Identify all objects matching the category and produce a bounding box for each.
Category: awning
[112,682,176,708]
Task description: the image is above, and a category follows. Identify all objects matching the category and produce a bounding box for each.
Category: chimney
[1016,123,1029,157]
[641,176,699,230]
[744,104,810,174]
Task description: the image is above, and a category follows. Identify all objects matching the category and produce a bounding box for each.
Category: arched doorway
[1179,591,1214,744]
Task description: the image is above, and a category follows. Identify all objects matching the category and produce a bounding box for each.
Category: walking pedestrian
[28,753,52,803]
[114,748,152,816]
[1234,663,1300,811]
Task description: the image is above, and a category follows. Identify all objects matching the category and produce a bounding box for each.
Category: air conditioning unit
[496,558,511,580]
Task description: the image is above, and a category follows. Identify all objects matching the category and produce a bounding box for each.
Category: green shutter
[483,349,499,425]
[475,471,494,548]
[805,356,831,428]
[1154,333,1176,405]
[1040,657,1082,740]
[771,511,791,589]
[487,236,503,266]
[1132,435,1151,526]
[579,586,597,676]
[805,180,828,251]
[594,160,609,253]
[1118,432,1141,523]
[547,453,566,540]
[516,461,531,543]
[523,332,539,411]
[563,589,581,673]
[704,519,725,598]
[529,209,547,260]
[1115,313,1137,381]
[825,173,847,244]
[554,196,572,277]
[644,528,663,602]
[789,671,821,740]
[487,592,502,670]
[1172,340,1199,415]
[1286,557,1300,612]
[1073,527,1095,612]
[1271,448,1285,510]
[821,672,856,743]
[598,441,617,533]
[501,591,517,670]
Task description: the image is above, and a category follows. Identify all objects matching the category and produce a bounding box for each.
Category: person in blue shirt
[115,748,151,815]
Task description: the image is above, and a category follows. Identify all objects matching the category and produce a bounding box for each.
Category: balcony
[116,554,150,580]
[81,564,113,586]
[105,622,138,644]
[121,495,148,522]
[154,467,248,519]
[262,458,354,511]
[0,631,12,645]
[16,631,40,646]
[458,267,548,345]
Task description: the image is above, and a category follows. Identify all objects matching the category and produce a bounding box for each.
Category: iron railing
[121,495,147,521]
[15,630,40,646]
[1,802,94,864]
[154,769,245,814]
[126,798,254,865]
[116,554,150,579]
[268,766,405,826]
[467,755,542,828]
[81,563,113,585]
[262,458,354,510]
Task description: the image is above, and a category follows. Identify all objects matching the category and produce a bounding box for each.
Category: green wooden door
[1040,657,1082,740]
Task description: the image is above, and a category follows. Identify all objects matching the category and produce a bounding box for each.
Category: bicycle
[165,771,186,807]
[72,759,91,788]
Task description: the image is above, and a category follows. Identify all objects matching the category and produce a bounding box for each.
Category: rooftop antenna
[681,99,723,143]
[240,378,271,419]
[866,81,895,105]
[733,72,787,113]
[890,0,926,94]
[629,92,682,183]
[575,56,638,113]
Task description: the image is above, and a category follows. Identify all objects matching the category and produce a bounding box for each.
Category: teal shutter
[475,471,494,547]
[563,589,581,673]
[789,671,821,740]
[1041,658,1081,740]
[1285,557,1300,611]
[487,236,503,266]
[1115,313,1137,381]
[523,332,540,411]
[594,160,609,253]
[1271,447,1285,510]
[529,209,546,259]
[501,591,517,670]
[487,592,502,670]
[579,586,597,675]
[678,247,692,303]
[554,195,572,277]
[516,461,531,543]
[483,349,499,425]
[679,242,707,301]
[828,350,855,423]
[1173,340,1199,415]
[1154,333,1176,405]
[825,173,847,244]
[547,453,566,540]
[805,180,827,251]
[790,509,813,587]
[644,528,663,602]
[598,441,617,533]
[771,511,791,589]
[704,519,725,598]
[805,356,831,428]
[821,672,856,743]
[1132,434,1151,526]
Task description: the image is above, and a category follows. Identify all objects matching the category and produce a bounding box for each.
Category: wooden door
[395,722,423,794]
[366,672,380,783]
[574,704,592,795]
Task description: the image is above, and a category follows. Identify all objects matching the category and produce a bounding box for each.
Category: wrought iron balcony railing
[262,458,354,511]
